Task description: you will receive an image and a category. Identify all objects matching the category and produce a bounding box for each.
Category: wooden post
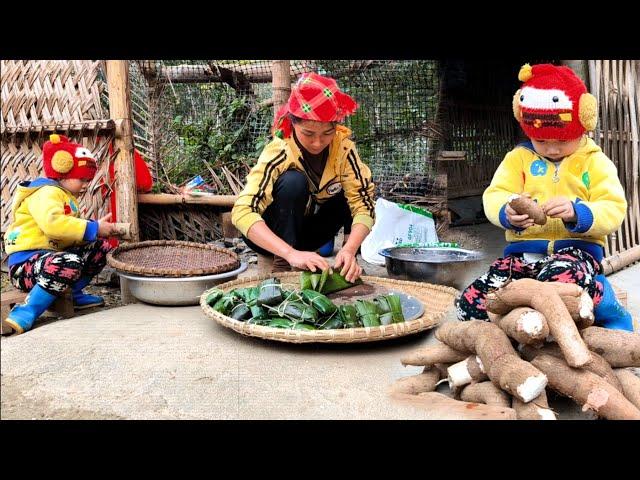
[107,60,140,305]
[561,60,589,85]
[52,288,75,318]
[221,212,240,240]
[272,61,292,120]
[435,151,467,231]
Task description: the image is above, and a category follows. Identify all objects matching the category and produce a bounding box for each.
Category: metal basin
[117,262,248,306]
[378,247,485,291]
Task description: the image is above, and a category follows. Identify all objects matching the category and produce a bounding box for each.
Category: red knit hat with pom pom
[42,134,98,180]
[513,63,598,140]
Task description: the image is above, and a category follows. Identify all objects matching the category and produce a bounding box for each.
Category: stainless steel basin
[378,247,485,291]
[117,262,248,306]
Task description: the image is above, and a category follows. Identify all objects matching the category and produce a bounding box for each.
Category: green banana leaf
[320,271,363,295]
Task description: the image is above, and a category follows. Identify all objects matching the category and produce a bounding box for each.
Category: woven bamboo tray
[107,240,239,277]
[200,271,459,344]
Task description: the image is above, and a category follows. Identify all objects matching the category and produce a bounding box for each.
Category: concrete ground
[1,223,638,419]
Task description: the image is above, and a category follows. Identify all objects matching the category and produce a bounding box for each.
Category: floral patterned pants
[455,247,604,321]
[9,239,113,296]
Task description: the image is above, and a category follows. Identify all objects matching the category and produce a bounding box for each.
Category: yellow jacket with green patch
[4,178,97,263]
[232,125,376,237]
[483,137,627,262]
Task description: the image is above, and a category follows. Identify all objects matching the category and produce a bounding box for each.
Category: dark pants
[455,246,604,321]
[9,239,113,296]
[243,170,352,256]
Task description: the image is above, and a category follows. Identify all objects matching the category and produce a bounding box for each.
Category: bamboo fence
[588,60,640,257]
[1,60,114,233]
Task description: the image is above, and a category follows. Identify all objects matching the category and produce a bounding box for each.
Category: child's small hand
[542,197,576,222]
[97,213,118,237]
[505,203,535,229]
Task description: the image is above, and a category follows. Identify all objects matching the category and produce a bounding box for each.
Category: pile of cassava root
[389,278,640,420]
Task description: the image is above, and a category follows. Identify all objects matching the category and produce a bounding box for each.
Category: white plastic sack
[361,198,439,266]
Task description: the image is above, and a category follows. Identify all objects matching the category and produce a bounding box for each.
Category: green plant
[164,85,267,189]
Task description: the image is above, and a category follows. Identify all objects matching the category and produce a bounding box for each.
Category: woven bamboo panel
[442,105,518,199]
[1,60,106,131]
[138,204,223,242]
[1,60,114,233]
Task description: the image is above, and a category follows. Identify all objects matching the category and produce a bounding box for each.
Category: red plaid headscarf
[272,72,358,139]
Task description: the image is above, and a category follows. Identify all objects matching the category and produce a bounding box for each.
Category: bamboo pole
[107,60,139,305]
[271,60,291,120]
[626,61,640,248]
[1,120,116,137]
[601,245,640,275]
[106,60,139,241]
[561,60,589,85]
[138,193,237,207]
[147,63,292,84]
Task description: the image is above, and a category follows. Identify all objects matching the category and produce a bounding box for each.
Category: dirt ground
[2,229,636,420]
[1,267,124,419]
[0,239,260,420]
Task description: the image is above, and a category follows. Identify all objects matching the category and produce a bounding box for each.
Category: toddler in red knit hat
[3,134,120,334]
[456,63,632,331]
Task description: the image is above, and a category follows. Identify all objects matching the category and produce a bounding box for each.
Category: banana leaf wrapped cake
[206,271,406,330]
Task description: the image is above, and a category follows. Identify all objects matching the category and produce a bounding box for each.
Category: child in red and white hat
[232,72,375,282]
[2,134,120,334]
[457,63,632,331]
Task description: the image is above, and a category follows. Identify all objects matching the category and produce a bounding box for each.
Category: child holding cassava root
[456,63,633,331]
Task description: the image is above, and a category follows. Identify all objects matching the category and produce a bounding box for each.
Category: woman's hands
[334,246,362,283]
[285,249,330,273]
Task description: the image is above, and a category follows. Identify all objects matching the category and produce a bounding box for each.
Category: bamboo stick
[626,61,640,248]
[601,245,640,275]
[138,193,237,207]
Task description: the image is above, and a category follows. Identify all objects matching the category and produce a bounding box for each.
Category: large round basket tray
[107,240,240,277]
[200,271,459,344]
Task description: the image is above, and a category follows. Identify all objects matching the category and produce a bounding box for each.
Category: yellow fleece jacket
[4,178,96,257]
[483,137,627,261]
[232,125,376,237]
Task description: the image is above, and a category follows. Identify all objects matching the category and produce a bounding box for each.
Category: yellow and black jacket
[232,125,376,237]
[483,137,627,262]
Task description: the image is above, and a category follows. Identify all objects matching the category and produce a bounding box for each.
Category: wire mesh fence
[128,60,445,202]
[317,60,444,201]
[128,60,276,194]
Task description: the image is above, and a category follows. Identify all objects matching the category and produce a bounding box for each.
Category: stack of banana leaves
[205,273,405,330]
